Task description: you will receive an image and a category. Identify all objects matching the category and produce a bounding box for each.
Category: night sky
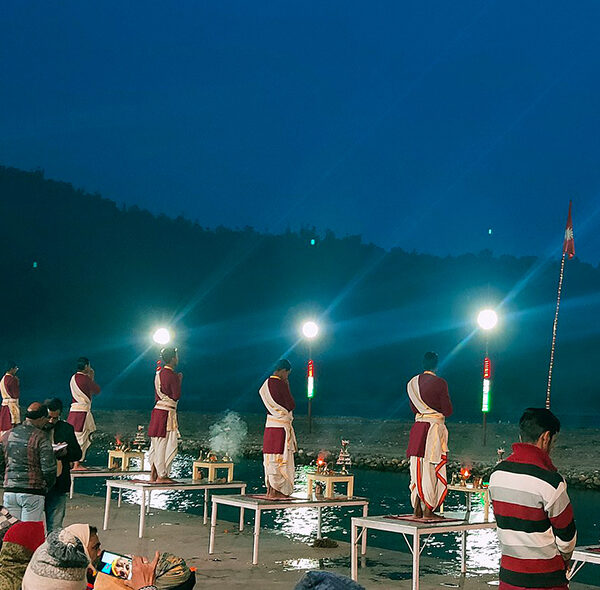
[2,2,600,262]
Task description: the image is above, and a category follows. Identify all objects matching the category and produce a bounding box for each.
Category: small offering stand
[193,450,234,482]
[306,440,354,499]
[107,429,146,470]
[442,467,490,520]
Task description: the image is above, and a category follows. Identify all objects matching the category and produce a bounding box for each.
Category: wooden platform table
[209,494,369,565]
[192,460,234,482]
[70,468,150,499]
[103,478,247,538]
[441,484,490,520]
[107,449,145,470]
[350,511,496,590]
[306,471,354,499]
[569,545,600,580]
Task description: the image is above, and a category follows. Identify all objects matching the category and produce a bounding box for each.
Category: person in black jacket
[44,397,82,531]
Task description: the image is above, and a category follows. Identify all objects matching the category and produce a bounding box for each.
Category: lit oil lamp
[459,467,471,487]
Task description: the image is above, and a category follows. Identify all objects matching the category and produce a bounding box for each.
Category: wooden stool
[192,461,234,482]
[306,472,354,499]
[107,450,145,471]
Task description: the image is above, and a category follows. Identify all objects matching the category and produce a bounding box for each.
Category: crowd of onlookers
[0,398,196,590]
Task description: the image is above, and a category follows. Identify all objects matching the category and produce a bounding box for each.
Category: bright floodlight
[302,321,319,339]
[477,309,498,331]
[153,327,171,345]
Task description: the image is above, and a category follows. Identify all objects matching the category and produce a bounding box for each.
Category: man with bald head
[0,402,56,521]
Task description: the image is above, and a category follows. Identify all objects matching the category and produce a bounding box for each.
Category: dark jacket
[0,422,56,495]
[50,420,82,494]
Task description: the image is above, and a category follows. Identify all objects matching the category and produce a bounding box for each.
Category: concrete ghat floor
[66,494,596,590]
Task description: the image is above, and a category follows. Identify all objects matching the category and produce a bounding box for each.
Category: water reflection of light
[272,478,318,540]
[280,558,320,571]
[466,529,500,573]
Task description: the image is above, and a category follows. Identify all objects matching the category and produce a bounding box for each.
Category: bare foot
[266,490,291,500]
[423,508,444,520]
[413,501,423,518]
[71,463,88,471]
[156,476,176,484]
[150,464,158,482]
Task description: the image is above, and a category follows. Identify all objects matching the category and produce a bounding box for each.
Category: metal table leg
[70,477,75,499]
[461,530,467,574]
[117,488,122,508]
[239,487,246,532]
[209,497,217,554]
[146,490,152,514]
[103,483,112,530]
[412,531,420,590]
[317,507,322,539]
[138,490,146,538]
[203,489,209,525]
[252,508,261,565]
[361,504,368,555]
[350,520,358,581]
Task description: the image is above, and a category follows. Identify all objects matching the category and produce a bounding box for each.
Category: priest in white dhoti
[406,352,453,519]
[259,359,297,499]
[0,362,20,437]
[148,347,182,483]
[66,357,101,469]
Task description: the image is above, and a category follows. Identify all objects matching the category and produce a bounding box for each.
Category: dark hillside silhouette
[1,165,598,423]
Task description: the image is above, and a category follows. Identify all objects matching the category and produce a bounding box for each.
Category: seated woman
[0,521,46,590]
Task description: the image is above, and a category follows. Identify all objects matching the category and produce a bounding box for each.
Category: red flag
[562,201,575,259]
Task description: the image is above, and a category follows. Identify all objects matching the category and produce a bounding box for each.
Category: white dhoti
[0,377,20,438]
[148,431,179,478]
[69,375,96,461]
[74,411,96,461]
[147,371,179,478]
[407,375,449,511]
[260,380,297,496]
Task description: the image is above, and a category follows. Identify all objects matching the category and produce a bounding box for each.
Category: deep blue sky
[2,2,600,262]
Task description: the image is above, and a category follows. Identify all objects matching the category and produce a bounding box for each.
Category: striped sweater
[489,443,576,590]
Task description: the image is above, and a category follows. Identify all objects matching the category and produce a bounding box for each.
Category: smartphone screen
[98,550,133,580]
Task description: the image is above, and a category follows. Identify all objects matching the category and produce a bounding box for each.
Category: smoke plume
[208,411,248,459]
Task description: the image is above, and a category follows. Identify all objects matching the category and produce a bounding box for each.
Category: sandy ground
[66,492,597,590]
[96,411,600,473]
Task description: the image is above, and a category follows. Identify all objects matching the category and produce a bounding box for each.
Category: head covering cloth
[22,523,91,590]
[0,521,45,590]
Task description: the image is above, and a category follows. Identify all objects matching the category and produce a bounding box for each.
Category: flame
[115,435,123,447]
[317,459,325,466]
[460,467,471,478]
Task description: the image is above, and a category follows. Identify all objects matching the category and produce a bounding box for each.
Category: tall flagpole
[546,201,574,410]
[545,251,566,409]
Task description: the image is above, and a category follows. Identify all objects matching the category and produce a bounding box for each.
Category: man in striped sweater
[489,408,576,589]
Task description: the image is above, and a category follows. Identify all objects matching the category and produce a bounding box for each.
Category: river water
[80,450,600,586]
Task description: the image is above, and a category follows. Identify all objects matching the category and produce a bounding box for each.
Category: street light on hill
[301,320,319,433]
[477,309,499,446]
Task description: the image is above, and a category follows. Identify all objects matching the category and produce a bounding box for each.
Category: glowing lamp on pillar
[152,327,172,372]
[476,309,498,446]
[152,327,171,345]
[301,320,319,434]
[307,359,315,399]
[482,357,492,413]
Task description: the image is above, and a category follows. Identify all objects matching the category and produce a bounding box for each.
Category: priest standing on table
[148,347,182,483]
[259,359,297,499]
[406,351,453,519]
[67,357,101,470]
